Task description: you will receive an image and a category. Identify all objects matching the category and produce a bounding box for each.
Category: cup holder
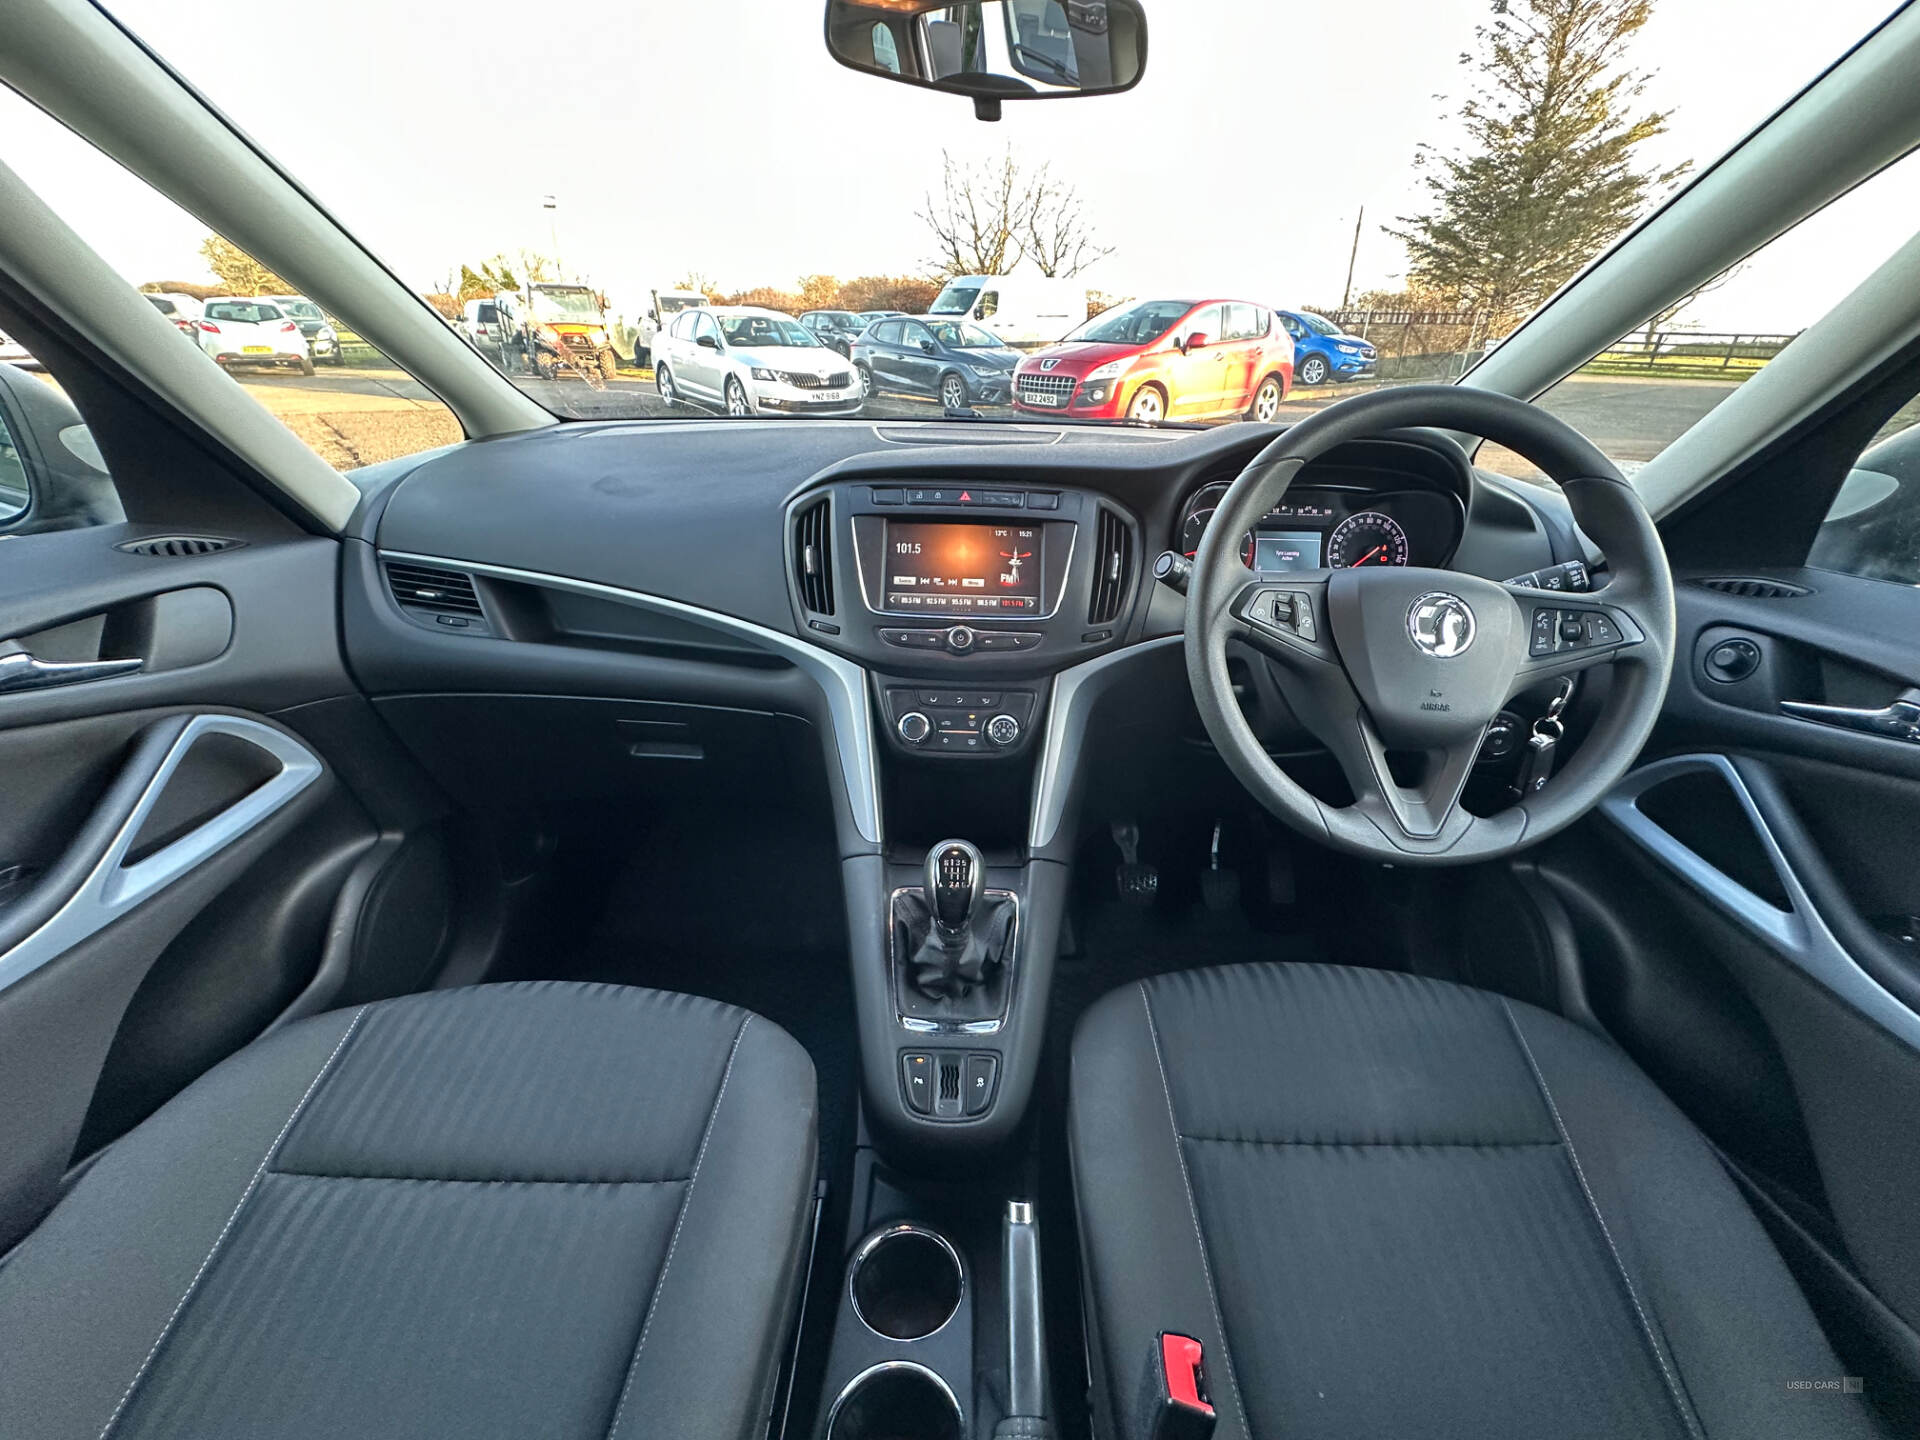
[826,1362,964,1440]
[849,1225,964,1341]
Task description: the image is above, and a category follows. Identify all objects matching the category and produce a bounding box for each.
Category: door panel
[1560,559,1920,1408]
[0,530,423,1251]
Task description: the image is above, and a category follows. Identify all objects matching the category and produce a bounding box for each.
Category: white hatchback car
[196,297,314,374]
[652,306,860,417]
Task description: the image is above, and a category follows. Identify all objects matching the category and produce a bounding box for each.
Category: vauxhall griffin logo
[1407,592,1476,658]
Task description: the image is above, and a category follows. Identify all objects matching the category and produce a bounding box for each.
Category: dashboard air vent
[1693,576,1812,600]
[1089,508,1132,626]
[384,560,484,617]
[794,497,835,615]
[116,535,240,558]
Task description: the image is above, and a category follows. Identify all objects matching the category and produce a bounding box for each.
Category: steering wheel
[1186,385,1675,864]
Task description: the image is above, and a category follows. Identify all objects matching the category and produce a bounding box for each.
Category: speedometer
[1327,511,1409,568]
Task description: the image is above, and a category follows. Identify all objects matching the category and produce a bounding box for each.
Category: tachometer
[1327,511,1409,568]
[1178,483,1231,558]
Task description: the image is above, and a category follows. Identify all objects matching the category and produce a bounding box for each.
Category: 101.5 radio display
[884,522,1043,614]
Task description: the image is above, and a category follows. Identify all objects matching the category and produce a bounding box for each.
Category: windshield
[926,321,1005,350]
[530,288,602,320]
[20,0,1910,452]
[279,300,324,321]
[1069,300,1194,347]
[929,286,980,316]
[203,302,282,323]
[145,296,177,315]
[721,314,819,348]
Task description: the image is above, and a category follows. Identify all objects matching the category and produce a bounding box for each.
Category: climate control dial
[898,712,932,745]
[985,714,1021,747]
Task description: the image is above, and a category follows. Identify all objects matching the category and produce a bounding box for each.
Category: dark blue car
[851,315,1022,411]
[1275,310,1378,386]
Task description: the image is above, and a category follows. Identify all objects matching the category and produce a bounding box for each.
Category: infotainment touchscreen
[884,521,1044,614]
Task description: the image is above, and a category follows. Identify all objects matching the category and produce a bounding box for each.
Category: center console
[790,478,1143,1161]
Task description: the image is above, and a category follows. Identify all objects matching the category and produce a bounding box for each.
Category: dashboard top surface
[368,417,1574,643]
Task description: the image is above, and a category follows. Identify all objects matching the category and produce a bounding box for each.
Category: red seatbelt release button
[1150,1332,1215,1439]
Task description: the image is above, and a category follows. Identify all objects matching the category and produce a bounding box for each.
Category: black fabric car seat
[1070,962,1880,1440]
[0,981,817,1440]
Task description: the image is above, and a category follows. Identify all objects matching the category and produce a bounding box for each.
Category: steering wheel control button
[986,714,1021,747]
[1407,592,1476,658]
[1705,637,1762,682]
[898,712,932,745]
[945,625,976,653]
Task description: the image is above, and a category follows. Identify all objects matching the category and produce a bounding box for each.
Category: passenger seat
[0,981,817,1440]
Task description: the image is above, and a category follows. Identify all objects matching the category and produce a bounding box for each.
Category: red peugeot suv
[1011,297,1293,425]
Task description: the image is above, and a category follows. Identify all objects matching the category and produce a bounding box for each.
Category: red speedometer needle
[1352,545,1386,566]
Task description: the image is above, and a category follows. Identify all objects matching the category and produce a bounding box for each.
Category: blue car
[1275,310,1378,386]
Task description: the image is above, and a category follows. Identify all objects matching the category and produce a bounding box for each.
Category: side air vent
[384,560,484,618]
[1088,508,1132,626]
[1693,576,1812,600]
[116,535,241,558]
[794,497,835,615]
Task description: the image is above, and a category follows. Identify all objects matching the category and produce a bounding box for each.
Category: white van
[929,275,1085,346]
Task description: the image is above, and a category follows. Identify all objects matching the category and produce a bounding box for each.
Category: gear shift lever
[900,838,1012,1004]
[927,839,986,939]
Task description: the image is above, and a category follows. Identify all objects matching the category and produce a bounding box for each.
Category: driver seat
[1069,963,1878,1439]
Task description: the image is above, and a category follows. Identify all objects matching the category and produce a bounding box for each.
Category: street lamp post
[542,194,562,280]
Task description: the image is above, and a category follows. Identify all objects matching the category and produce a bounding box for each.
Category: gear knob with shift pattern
[927,839,986,936]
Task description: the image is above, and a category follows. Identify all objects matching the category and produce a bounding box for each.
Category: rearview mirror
[825,0,1148,120]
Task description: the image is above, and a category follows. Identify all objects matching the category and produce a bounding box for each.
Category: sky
[1,0,1911,334]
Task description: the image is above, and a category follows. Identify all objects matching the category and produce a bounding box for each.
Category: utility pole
[1341,205,1364,310]
[543,194,562,280]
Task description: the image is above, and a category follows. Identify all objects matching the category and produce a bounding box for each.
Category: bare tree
[918,148,1112,279]
[1023,164,1113,278]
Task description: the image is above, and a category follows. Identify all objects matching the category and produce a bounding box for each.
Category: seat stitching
[1181,1136,1561,1149]
[267,1170,693,1185]
[1140,984,1253,1440]
[96,1005,370,1440]
[603,1013,750,1440]
[1498,998,1706,1440]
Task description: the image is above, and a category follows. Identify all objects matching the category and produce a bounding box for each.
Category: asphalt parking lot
[213,363,1744,476]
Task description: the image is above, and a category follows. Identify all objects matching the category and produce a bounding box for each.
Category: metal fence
[1302,306,1494,381]
[1586,331,1799,377]
[1296,309,1801,384]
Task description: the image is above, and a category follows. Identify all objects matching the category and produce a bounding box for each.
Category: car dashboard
[347,416,1583,863]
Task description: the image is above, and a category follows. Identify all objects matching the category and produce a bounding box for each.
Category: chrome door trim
[378,551,883,844]
[0,714,324,996]
[1599,752,1920,1051]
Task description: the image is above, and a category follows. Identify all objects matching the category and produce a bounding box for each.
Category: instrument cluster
[1176,482,1464,574]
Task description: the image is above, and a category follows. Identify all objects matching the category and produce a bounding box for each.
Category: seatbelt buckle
[1143,1332,1215,1440]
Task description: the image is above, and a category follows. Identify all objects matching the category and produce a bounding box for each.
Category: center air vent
[1089,508,1132,626]
[794,497,835,615]
[384,559,485,622]
[117,535,240,558]
[1693,576,1812,600]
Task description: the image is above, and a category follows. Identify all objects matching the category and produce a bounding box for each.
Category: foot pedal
[1113,821,1159,907]
[1201,822,1240,912]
